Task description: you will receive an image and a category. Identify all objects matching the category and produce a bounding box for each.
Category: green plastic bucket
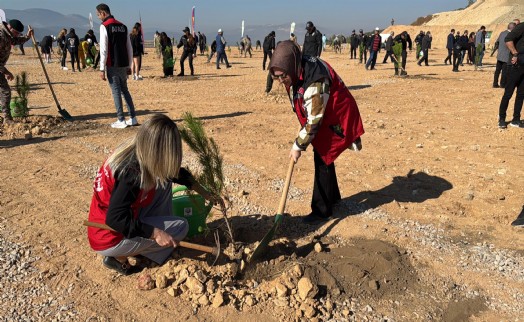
[172,185,212,237]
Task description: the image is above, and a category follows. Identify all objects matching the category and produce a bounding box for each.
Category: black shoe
[493,84,500,88]
[226,65,232,68]
[177,73,184,76]
[509,120,524,128]
[498,120,507,129]
[103,256,133,275]
[417,62,422,66]
[216,67,221,69]
[302,213,329,225]
[511,207,524,227]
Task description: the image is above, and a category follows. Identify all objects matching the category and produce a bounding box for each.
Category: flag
[241,20,244,37]
[0,9,5,22]
[89,13,93,29]
[290,22,295,36]
[191,6,195,36]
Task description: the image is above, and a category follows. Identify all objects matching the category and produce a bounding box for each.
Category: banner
[241,20,244,37]
[89,13,93,30]
[191,6,195,36]
[290,22,295,36]
[0,9,6,22]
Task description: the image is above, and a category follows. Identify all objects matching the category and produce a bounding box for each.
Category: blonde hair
[106,114,182,191]
[57,28,67,38]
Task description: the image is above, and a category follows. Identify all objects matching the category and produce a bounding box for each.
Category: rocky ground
[0,44,523,322]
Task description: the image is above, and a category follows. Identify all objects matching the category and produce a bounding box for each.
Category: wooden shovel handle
[276,158,295,215]
[83,220,219,256]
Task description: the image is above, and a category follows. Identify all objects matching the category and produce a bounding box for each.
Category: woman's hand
[151,227,179,248]
[289,149,301,163]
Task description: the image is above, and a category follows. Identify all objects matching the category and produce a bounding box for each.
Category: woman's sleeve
[293,81,330,151]
[172,167,194,189]
[106,171,155,239]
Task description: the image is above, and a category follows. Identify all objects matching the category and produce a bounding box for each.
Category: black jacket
[177,34,197,54]
[303,28,323,57]
[350,34,359,47]
[263,34,275,52]
[446,33,455,49]
[65,32,79,50]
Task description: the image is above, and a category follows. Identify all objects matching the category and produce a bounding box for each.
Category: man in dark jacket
[349,30,358,59]
[415,30,424,59]
[417,31,431,66]
[498,22,524,129]
[444,29,455,64]
[40,34,53,63]
[262,31,275,70]
[382,31,394,63]
[303,21,322,57]
[65,28,81,72]
[393,31,412,75]
[96,3,138,128]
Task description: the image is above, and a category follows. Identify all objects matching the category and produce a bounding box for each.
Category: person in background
[382,31,395,63]
[262,31,275,70]
[498,21,524,129]
[349,30,358,60]
[160,32,174,77]
[444,29,455,65]
[475,25,486,67]
[417,31,431,66]
[96,3,138,128]
[492,22,516,88]
[177,27,197,76]
[357,29,369,64]
[268,40,364,224]
[40,34,53,63]
[415,30,424,59]
[57,28,68,70]
[459,30,469,66]
[393,31,412,76]
[87,114,225,275]
[467,32,476,64]
[365,27,381,70]
[242,35,252,58]
[154,31,161,59]
[303,21,323,57]
[197,31,207,55]
[84,29,99,69]
[215,29,232,70]
[130,24,144,80]
[65,28,81,72]
[0,19,33,124]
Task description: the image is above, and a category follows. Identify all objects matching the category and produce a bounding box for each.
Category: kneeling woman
[87,114,223,274]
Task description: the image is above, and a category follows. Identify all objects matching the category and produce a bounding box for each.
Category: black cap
[183,26,190,33]
[359,29,363,33]
[271,30,275,36]
[69,28,75,33]
[306,21,314,29]
[352,30,356,33]
[8,19,24,33]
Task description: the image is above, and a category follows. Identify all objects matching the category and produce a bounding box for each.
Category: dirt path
[1,46,523,321]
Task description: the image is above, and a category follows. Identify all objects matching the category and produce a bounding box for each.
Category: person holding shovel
[87,114,225,275]
[268,41,365,224]
[0,19,33,124]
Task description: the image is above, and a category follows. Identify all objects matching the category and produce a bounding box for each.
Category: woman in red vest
[269,41,364,224]
[87,114,223,274]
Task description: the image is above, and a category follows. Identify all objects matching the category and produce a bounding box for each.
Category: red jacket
[292,60,364,165]
[87,163,155,251]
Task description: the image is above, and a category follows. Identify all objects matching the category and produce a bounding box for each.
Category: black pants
[61,48,67,67]
[68,48,80,71]
[401,50,407,70]
[494,60,508,87]
[382,50,394,63]
[499,64,524,122]
[445,48,452,64]
[265,72,274,93]
[312,149,341,218]
[263,50,272,70]
[417,49,428,66]
[350,46,357,59]
[18,44,25,55]
[452,50,461,71]
[179,50,194,75]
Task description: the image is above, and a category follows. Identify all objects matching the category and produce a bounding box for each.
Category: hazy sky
[2,0,466,31]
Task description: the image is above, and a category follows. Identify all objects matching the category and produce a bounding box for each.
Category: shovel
[83,221,221,260]
[248,158,295,263]
[28,26,73,121]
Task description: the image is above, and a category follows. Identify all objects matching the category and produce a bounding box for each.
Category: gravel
[0,217,77,321]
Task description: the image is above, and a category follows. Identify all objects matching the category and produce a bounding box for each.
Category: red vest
[87,162,155,251]
[292,60,364,165]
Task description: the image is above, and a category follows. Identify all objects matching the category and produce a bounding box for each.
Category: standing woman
[268,41,364,224]
[468,32,476,65]
[57,28,68,70]
[65,28,81,72]
[87,114,224,274]
[177,27,197,76]
[160,32,174,77]
[130,25,143,80]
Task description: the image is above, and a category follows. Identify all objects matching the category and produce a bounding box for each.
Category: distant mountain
[5,8,91,39]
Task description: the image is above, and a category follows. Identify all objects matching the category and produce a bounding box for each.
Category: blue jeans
[216,51,229,68]
[106,67,136,121]
[366,50,378,69]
